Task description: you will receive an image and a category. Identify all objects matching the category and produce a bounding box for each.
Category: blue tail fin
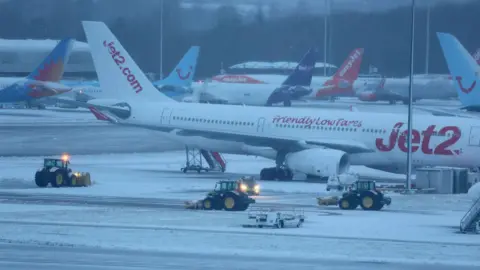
[154,46,200,87]
[27,38,75,82]
[281,48,316,86]
[437,32,480,108]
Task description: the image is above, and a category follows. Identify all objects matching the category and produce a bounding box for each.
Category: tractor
[338,180,391,211]
[185,180,256,211]
[34,154,92,188]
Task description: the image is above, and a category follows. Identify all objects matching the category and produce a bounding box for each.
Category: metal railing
[460,196,480,233]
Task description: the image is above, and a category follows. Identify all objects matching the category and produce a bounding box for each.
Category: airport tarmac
[0,242,475,270]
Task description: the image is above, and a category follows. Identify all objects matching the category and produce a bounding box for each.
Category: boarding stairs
[181,146,227,173]
[460,196,480,233]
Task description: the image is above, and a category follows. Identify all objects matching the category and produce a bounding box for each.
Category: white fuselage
[111,100,480,171]
[191,81,280,105]
[354,75,457,100]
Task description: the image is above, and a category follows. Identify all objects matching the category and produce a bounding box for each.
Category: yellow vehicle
[316,196,339,206]
[34,154,92,188]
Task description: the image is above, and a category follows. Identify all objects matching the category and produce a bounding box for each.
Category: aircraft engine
[285,148,350,177]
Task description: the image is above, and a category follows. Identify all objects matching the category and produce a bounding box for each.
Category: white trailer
[245,209,305,228]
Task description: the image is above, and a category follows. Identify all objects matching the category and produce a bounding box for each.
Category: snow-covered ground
[0,202,478,267]
[0,152,406,199]
[0,108,101,125]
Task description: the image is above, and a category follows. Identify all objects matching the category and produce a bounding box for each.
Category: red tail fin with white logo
[315,48,364,98]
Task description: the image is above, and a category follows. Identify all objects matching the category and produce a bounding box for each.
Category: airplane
[416,33,480,118]
[66,21,480,181]
[0,38,74,109]
[211,48,365,103]
[193,47,316,106]
[349,48,480,105]
[57,46,200,103]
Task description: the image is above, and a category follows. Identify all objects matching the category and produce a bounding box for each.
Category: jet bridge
[460,196,480,234]
[181,146,227,173]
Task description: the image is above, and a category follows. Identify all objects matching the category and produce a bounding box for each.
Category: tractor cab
[213,180,237,192]
[352,180,377,192]
[43,154,71,171]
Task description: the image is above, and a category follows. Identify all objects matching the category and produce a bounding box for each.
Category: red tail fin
[332,48,364,82]
[472,48,480,65]
[315,48,364,98]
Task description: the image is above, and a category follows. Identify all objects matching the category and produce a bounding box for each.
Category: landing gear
[260,167,293,181]
[283,100,292,107]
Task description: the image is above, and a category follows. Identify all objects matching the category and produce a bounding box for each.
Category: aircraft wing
[173,129,374,154]
[415,106,479,118]
[47,97,131,120]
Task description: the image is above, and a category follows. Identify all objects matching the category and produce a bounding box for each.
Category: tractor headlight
[74,172,80,177]
[254,185,260,193]
[240,184,247,192]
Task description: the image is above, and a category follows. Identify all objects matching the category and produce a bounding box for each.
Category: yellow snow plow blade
[316,196,339,206]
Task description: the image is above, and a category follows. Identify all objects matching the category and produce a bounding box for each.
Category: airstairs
[181,146,227,173]
[460,196,480,234]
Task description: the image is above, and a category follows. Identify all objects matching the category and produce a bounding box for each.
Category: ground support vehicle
[184,180,255,211]
[35,154,91,188]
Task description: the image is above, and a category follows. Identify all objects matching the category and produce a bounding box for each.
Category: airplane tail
[26,38,75,82]
[154,46,200,87]
[315,48,364,98]
[437,32,480,107]
[281,48,316,86]
[82,21,174,102]
[472,48,480,65]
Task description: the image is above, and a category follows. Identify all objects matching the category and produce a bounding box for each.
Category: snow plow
[184,180,255,211]
[316,196,339,206]
[338,180,391,210]
[35,154,92,188]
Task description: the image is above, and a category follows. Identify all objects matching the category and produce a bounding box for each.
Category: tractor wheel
[223,194,237,211]
[339,198,352,210]
[360,191,379,210]
[35,171,48,188]
[71,175,78,186]
[51,171,64,188]
[202,198,214,210]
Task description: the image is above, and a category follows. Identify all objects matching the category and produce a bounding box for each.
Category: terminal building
[0,39,96,79]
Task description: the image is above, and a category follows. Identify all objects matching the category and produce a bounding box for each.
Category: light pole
[406,0,416,192]
[160,0,164,80]
[425,4,430,74]
[323,0,329,76]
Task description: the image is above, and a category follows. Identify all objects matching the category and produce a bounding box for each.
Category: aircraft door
[160,108,173,125]
[468,126,480,146]
[256,117,266,133]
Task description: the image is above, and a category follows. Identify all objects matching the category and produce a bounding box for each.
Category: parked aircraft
[61,21,480,181]
[0,38,74,108]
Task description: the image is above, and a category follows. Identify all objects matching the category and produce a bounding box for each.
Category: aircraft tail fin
[314,48,364,98]
[437,32,480,107]
[331,48,364,82]
[472,48,480,65]
[281,47,316,86]
[155,46,200,87]
[26,38,75,82]
[82,21,174,102]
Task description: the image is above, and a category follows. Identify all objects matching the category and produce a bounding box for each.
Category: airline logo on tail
[176,66,193,80]
[315,48,364,98]
[339,49,362,78]
[27,38,74,82]
[103,40,143,93]
[456,75,477,94]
